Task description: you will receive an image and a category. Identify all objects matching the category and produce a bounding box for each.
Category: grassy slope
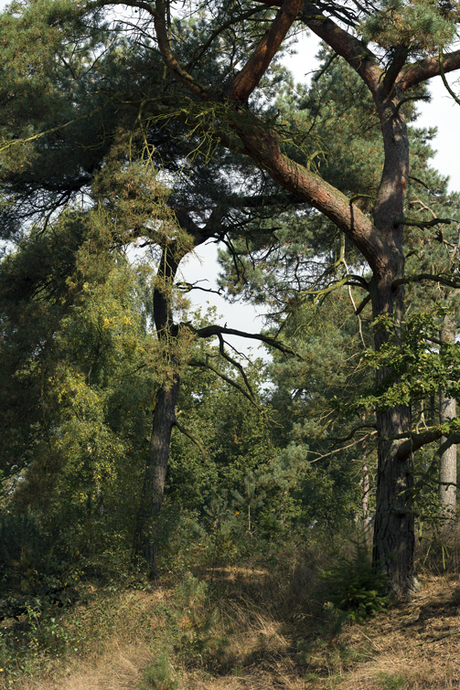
[3,556,460,690]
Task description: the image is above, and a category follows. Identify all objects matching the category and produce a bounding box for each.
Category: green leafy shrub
[320,540,389,622]
[140,650,180,690]
[157,573,229,670]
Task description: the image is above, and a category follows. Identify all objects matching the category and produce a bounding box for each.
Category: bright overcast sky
[1,1,459,355]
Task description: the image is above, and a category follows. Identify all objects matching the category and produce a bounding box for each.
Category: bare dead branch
[188,358,262,410]
[309,431,377,463]
[331,423,377,445]
[393,273,460,290]
[173,420,206,459]
[395,217,453,228]
[175,282,223,296]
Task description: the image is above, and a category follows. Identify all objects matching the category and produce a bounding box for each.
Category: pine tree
[3,0,460,596]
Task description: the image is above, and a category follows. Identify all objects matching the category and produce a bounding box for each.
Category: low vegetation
[1,528,460,690]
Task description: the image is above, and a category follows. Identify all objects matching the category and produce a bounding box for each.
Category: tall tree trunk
[132,224,214,576]
[439,315,457,518]
[133,242,182,578]
[372,404,416,596]
[369,87,419,598]
[371,275,418,598]
[135,375,181,578]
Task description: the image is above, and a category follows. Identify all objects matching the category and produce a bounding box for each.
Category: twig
[174,420,206,459]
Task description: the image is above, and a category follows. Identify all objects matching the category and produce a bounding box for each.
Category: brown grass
[5,541,460,690]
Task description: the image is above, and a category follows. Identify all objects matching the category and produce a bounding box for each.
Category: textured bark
[439,390,457,515]
[370,272,418,598]
[226,0,302,103]
[368,81,419,598]
[439,316,457,518]
[135,376,181,578]
[372,403,417,597]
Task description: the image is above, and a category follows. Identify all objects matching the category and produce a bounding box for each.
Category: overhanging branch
[184,322,301,358]
[331,423,377,445]
[413,432,460,491]
[396,426,460,462]
[393,273,460,290]
[400,49,460,90]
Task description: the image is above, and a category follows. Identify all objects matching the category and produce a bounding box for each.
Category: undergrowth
[4,528,460,690]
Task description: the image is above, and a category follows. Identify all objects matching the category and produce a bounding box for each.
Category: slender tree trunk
[362,463,370,535]
[135,375,181,578]
[133,242,182,578]
[439,315,457,518]
[132,227,213,576]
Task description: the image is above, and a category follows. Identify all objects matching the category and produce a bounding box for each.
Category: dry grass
[16,642,152,690]
[4,543,460,690]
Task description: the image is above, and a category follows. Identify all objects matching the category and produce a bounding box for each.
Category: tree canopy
[1,0,460,599]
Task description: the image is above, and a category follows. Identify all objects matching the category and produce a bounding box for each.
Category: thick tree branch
[226,0,303,103]
[300,4,382,93]
[231,119,387,272]
[395,425,460,462]
[382,46,410,96]
[414,432,460,490]
[400,49,460,91]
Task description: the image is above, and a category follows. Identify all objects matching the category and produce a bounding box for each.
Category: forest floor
[3,560,460,690]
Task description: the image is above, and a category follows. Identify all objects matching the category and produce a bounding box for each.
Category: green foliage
[362,0,458,55]
[232,471,266,537]
[156,573,229,670]
[140,651,181,690]
[346,306,460,414]
[376,671,407,690]
[0,212,157,587]
[1,0,460,611]
[320,540,389,622]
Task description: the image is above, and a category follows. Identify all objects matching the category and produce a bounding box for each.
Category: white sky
[1,2,459,354]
